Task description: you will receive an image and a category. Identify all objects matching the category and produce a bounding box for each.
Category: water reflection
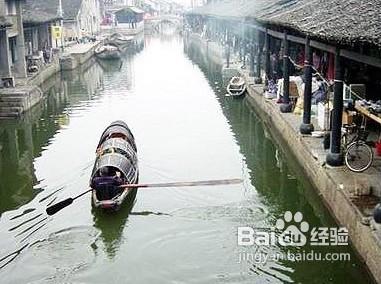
[97,59,124,73]
[0,58,106,277]
[0,60,104,215]
[184,41,372,283]
[92,189,137,259]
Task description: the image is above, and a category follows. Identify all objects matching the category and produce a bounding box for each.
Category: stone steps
[0,106,23,118]
[0,86,42,118]
[0,95,25,102]
[0,94,27,116]
[0,96,26,106]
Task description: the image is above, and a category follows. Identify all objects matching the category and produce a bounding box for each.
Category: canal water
[0,34,373,283]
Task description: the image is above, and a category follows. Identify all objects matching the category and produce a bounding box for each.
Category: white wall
[78,0,102,36]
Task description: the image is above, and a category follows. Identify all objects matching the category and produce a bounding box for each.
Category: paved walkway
[240,67,381,215]
[63,41,100,55]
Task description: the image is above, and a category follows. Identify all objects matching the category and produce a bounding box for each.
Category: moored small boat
[95,44,121,60]
[109,33,134,48]
[227,76,246,98]
[90,121,138,210]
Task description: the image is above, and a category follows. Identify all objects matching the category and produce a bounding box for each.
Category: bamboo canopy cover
[188,0,381,48]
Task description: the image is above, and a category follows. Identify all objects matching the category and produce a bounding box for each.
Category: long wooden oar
[118,178,243,188]
[46,178,242,216]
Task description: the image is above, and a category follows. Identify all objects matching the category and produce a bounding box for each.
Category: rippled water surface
[0,35,373,283]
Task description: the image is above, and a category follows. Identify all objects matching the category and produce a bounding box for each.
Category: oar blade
[46,198,74,216]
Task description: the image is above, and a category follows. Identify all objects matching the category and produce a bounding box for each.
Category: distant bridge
[145,15,183,32]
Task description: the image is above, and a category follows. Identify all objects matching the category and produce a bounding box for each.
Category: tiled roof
[23,0,83,23]
[188,0,381,47]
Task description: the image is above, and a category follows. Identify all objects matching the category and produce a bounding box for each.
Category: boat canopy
[97,120,136,150]
[91,153,138,183]
[92,121,138,183]
[99,137,137,164]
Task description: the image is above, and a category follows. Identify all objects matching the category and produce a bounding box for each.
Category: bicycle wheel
[345,142,373,172]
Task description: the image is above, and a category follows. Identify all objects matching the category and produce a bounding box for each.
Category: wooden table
[355,101,381,125]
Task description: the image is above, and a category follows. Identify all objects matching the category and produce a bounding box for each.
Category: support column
[0,30,12,78]
[255,31,264,84]
[264,31,270,85]
[225,28,230,68]
[280,32,292,113]
[326,47,344,166]
[300,37,314,134]
[249,29,255,77]
[0,0,5,14]
[242,24,246,66]
[14,1,27,78]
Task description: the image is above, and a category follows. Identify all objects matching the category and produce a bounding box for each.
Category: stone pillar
[264,31,270,84]
[225,28,230,68]
[0,0,5,15]
[14,0,27,78]
[242,32,247,66]
[249,29,255,77]
[326,47,344,166]
[300,37,314,134]
[242,24,246,66]
[255,31,264,84]
[32,28,38,52]
[280,32,292,113]
[0,30,12,78]
[39,23,50,49]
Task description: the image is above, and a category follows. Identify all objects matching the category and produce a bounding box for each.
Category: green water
[0,35,373,283]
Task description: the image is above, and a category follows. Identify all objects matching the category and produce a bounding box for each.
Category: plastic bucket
[376,141,381,156]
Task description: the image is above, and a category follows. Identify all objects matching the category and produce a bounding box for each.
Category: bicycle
[342,124,373,172]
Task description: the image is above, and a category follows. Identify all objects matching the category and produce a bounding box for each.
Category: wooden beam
[267,29,284,40]
[310,40,336,53]
[287,34,306,45]
[340,49,381,69]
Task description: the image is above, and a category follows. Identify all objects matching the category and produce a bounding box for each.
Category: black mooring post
[300,37,314,134]
[264,31,270,85]
[280,32,292,113]
[326,47,344,166]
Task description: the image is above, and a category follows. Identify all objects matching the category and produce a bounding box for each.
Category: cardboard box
[342,111,354,125]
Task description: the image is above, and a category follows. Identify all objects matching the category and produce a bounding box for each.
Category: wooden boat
[90,121,138,210]
[226,76,246,98]
[110,33,134,48]
[95,43,121,60]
